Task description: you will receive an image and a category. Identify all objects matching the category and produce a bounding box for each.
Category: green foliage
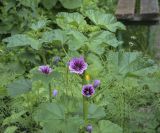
[34,102,83,133]
[3,34,41,50]
[41,0,58,10]
[0,0,160,133]
[59,0,82,9]
[107,51,157,77]
[98,120,123,133]
[88,104,106,119]
[4,126,18,133]
[7,78,31,97]
[56,12,87,32]
[2,110,26,126]
[85,10,126,32]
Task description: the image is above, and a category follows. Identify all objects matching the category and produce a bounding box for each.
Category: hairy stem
[49,83,52,103]
[83,96,88,123]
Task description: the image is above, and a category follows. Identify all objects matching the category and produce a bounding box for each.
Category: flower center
[73,61,83,71]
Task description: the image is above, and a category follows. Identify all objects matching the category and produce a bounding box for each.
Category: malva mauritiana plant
[37,57,100,132]
[68,57,100,132]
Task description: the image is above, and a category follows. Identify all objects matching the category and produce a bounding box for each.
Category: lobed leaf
[3,34,41,50]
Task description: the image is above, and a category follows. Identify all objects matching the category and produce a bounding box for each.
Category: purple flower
[82,84,95,97]
[53,89,58,97]
[93,80,100,88]
[86,125,92,133]
[38,65,52,74]
[69,57,88,75]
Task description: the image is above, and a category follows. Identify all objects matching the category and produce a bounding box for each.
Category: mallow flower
[86,125,93,133]
[69,57,88,74]
[93,80,100,88]
[82,84,95,97]
[38,65,52,74]
[53,89,58,97]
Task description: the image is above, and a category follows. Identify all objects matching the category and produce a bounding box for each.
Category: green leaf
[19,0,40,10]
[0,62,25,86]
[88,31,122,54]
[3,34,41,50]
[107,51,158,77]
[56,12,87,31]
[67,30,88,50]
[34,103,83,133]
[88,104,106,119]
[59,0,82,9]
[7,78,31,97]
[86,53,103,77]
[35,103,65,121]
[4,126,18,133]
[3,111,26,126]
[41,29,67,44]
[86,10,126,32]
[41,0,57,10]
[31,19,48,31]
[141,78,160,93]
[98,120,123,133]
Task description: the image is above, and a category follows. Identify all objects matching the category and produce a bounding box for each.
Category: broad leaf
[88,31,122,54]
[34,103,83,133]
[7,78,31,97]
[107,51,158,77]
[3,34,41,50]
[56,12,87,31]
[98,120,123,133]
[141,77,160,93]
[41,0,57,10]
[66,30,88,50]
[59,0,82,9]
[41,29,67,44]
[86,53,103,77]
[19,0,40,10]
[0,62,25,86]
[86,10,126,32]
[31,19,48,31]
[88,104,106,119]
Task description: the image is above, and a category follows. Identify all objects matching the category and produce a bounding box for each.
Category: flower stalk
[49,83,52,103]
[83,96,88,123]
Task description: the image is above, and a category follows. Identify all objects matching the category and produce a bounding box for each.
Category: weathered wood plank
[148,24,160,60]
[116,0,136,19]
[140,0,159,17]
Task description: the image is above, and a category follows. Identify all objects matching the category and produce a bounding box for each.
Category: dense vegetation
[0,0,160,133]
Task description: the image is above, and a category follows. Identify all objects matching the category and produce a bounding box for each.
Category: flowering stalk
[83,96,88,122]
[66,66,69,95]
[49,83,52,103]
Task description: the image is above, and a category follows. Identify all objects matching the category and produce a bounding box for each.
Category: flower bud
[93,80,100,88]
[86,125,92,133]
[53,89,58,97]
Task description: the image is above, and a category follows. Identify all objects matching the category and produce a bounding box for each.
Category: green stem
[66,67,69,95]
[40,49,47,64]
[62,44,70,59]
[83,96,88,123]
[49,83,52,103]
